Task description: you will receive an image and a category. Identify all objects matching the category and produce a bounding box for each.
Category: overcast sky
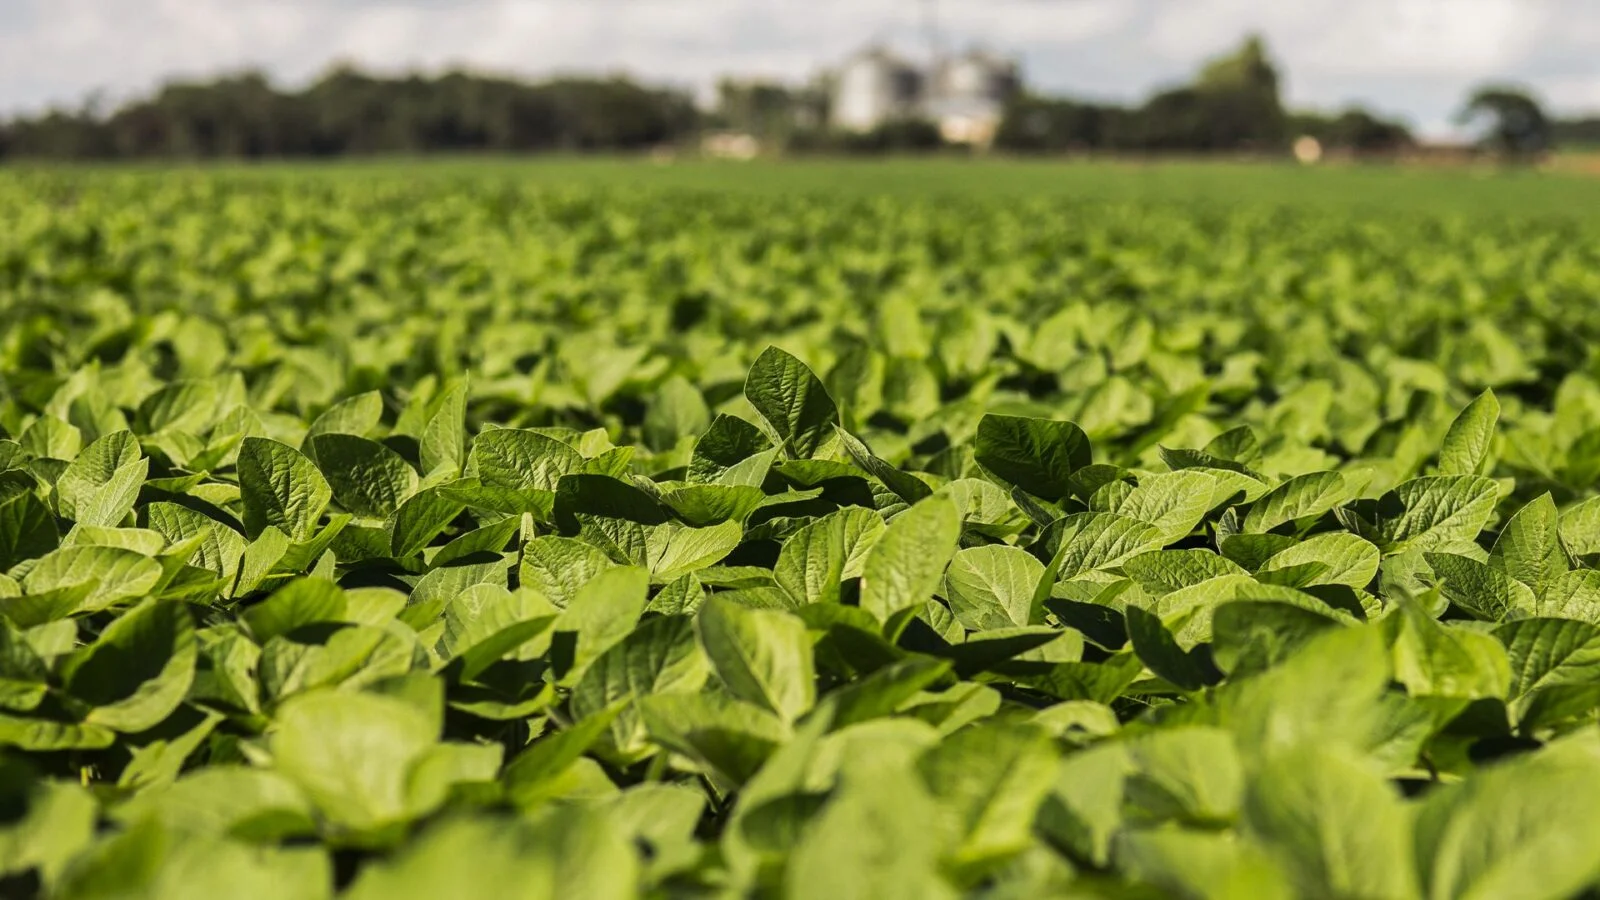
[3,0,1597,136]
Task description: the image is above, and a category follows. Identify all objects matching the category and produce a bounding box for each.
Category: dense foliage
[3,166,1600,898]
[0,69,700,160]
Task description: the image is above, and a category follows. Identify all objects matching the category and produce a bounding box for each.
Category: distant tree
[1106,34,1290,154]
[994,96,1116,153]
[715,79,801,142]
[1291,108,1414,155]
[1457,86,1551,163]
[1191,33,1288,151]
[1552,117,1600,149]
[0,67,700,162]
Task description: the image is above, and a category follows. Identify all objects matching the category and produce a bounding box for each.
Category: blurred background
[0,0,1596,165]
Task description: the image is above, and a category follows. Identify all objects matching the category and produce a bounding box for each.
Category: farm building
[828,45,1021,146]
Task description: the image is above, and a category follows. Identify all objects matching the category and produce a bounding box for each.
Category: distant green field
[508,158,1600,217]
[26,155,1600,219]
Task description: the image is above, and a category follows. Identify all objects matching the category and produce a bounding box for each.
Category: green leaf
[553,566,649,685]
[1438,389,1499,476]
[646,520,742,582]
[1390,600,1510,700]
[1115,828,1292,900]
[1243,471,1350,534]
[238,438,332,541]
[830,657,954,727]
[0,489,59,571]
[308,433,419,519]
[1040,512,1167,580]
[269,689,440,836]
[744,347,839,459]
[1123,726,1242,828]
[388,487,465,558]
[61,599,197,732]
[943,545,1044,631]
[837,428,933,505]
[639,692,788,787]
[859,497,961,637]
[55,431,140,523]
[784,751,957,900]
[305,391,383,441]
[1559,497,1600,559]
[973,414,1091,501]
[1414,734,1600,900]
[145,502,246,579]
[1114,470,1216,543]
[1212,625,1393,759]
[1123,549,1249,595]
[54,821,333,900]
[697,597,815,722]
[643,375,711,452]
[774,511,851,606]
[0,765,97,890]
[418,380,467,478]
[519,536,617,609]
[136,379,223,435]
[1426,552,1537,622]
[1242,745,1417,900]
[915,721,1058,876]
[1490,494,1567,597]
[1258,533,1381,588]
[472,428,584,490]
[1494,617,1600,701]
[503,704,628,809]
[1346,475,1499,553]
[1126,605,1221,690]
[243,577,348,643]
[688,415,772,484]
[110,766,316,841]
[569,615,709,762]
[340,809,636,900]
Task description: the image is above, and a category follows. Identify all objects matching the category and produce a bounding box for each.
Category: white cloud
[1,0,1596,124]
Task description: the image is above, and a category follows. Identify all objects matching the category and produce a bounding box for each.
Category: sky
[2,0,1597,137]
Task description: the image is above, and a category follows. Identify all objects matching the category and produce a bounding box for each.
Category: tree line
[0,67,699,160]
[0,37,1591,162]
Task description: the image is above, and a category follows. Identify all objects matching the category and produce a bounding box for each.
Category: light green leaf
[943,545,1044,631]
[1438,389,1499,477]
[1115,470,1216,543]
[269,689,438,835]
[915,721,1058,875]
[238,438,331,541]
[1242,745,1417,900]
[859,496,961,636]
[1426,552,1537,622]
[1414,734,1600,900]
[744,347,839,459]
[305,391,383,441]
[1258,533,1381,588]
[1490,494,1567,597]
[697,597,815,722]
[1243,471,1349,534]
[569,615,709,762]
[243,577,347,643]
[1391,600,1510,700]
[1494,617,1600,700]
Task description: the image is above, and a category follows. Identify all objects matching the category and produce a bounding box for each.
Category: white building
[828,45,1020,146]
[831,46,925,133]
[927,50,1021,146]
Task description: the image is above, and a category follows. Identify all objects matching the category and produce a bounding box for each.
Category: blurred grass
[25,156,1600,220]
